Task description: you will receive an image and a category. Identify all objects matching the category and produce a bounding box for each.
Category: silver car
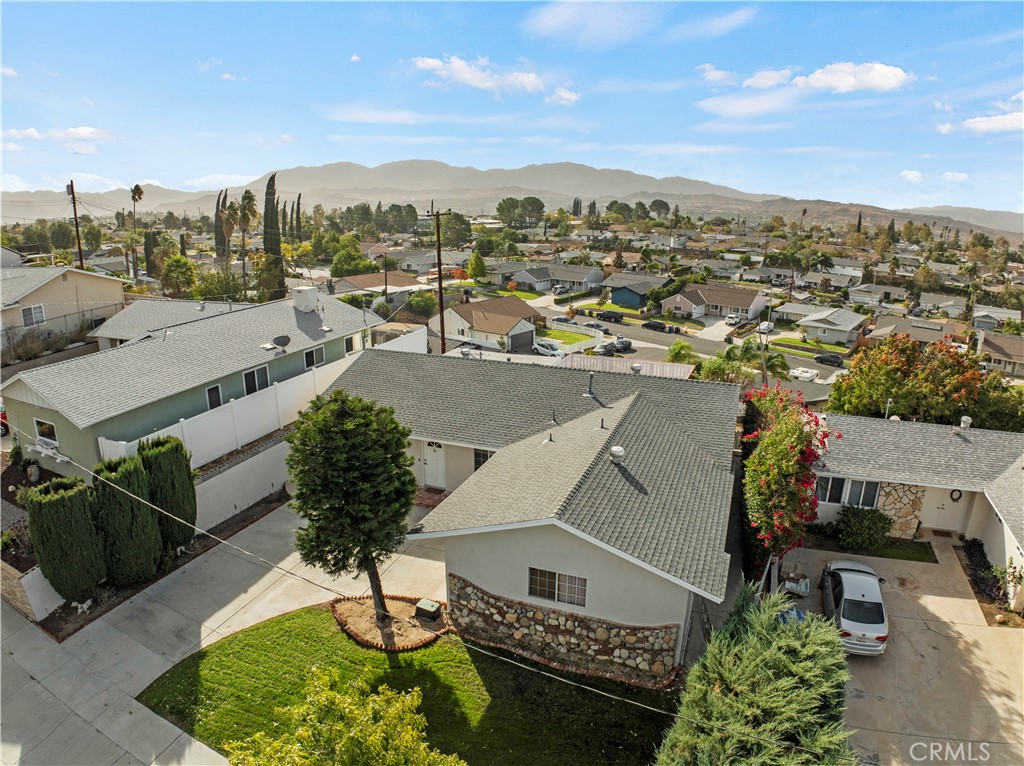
[820,560,889,655]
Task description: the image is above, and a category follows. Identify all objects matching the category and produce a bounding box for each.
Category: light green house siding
[4,401,99,481]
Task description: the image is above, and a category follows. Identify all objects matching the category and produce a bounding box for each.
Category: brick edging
[331,593,454,652]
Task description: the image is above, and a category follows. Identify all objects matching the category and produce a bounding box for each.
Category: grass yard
[137,606,674,765]
[537,327,590,344]
[804,533,937,564]
[576,302,641,316]
[771,338,848,354]
[497,288,543,300]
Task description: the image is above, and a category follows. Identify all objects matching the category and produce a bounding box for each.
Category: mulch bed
[331,595,452,651]
[35,488,289,642]
[1,452,61,507]
[952,545,1024,629]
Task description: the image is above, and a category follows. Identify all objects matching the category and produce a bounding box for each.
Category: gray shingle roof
[89,299,237,341]
[985,457,1023,548]
[4,298,382,430]
[819,414,1024,543]
[797,308,866,332]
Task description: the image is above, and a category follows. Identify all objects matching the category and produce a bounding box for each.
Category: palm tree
[724,337,791,382]
[220,201,239,272]
[812,252,834,273]
[237,189,259,288]
[130,184,144,280]
[665,339,700,365]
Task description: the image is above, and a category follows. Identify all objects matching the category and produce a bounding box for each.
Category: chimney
[293,286,318,313]
[976,329,986,356]
[960,416,972,430]
[609,446,625,465]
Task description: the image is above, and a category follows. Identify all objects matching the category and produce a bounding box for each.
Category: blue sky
[2,2,1022,212]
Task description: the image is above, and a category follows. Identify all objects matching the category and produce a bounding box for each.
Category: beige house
[1,266,127,348]
[660,284,768,320]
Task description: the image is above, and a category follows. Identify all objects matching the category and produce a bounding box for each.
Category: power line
[6,418,864,765]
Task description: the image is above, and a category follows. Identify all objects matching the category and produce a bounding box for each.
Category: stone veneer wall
[878,481,925,539]
[447,573,679,688]
[1,560,34,620]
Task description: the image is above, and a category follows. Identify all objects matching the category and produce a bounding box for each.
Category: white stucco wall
[965,495,1024,611]
[195,441,289,529]
[442,524,693,628]
[408,439,480,491]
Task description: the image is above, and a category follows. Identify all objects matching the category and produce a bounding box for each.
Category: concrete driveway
[784,532,1024,765]
[2,504,446,765]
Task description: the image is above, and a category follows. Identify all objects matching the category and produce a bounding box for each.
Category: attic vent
[260,343,277,351]
[631,363,642,374]
[960,416,972,430]
[609,446,625,465]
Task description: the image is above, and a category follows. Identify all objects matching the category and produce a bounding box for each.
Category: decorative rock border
[331,593,454,652]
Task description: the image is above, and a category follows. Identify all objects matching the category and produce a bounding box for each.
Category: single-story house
[692,259,745,281]
[1,288,382,479]
[797,272,853,290]
[816,414,1024,610]
[918,292,967,314]
[973,304,1021,332]
[1,245,27,268]
[978,331,1024,378]
[396,250,467,274]
[483,259,530,286]
[660,284,768,320]
[1,266,128,349]
[428,295,540,353]
[866,316,969,349]
[822,257,867,279]
[796,308,868,345]
[849,283,908,306]
[773,302,823,322]
[89,297,237,350]
[333,270,424,294]
[510,264,605,294]
[600,273,674,310]
[328,350,741,685]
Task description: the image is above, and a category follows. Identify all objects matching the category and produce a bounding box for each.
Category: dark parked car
[641,320,667,332]
[814,353,845,368]
[596,310,624,322]
[583,321,609,334]
[551,316,577,326]
[612,336,632,352]
[592,342,615,356]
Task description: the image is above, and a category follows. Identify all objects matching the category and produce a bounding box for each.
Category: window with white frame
[528,567,587,607]
[243,365,269,396]
[21,305,45,327]
[473,449,494,471]
[815,476,846,504]
[304,345,325,369]
[818,328,828,336]
[846,480,880,508]
[35,419,58,447]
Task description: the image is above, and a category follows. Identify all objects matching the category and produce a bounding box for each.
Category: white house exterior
[795,308,867,345]
[427,295,540,353]
[660,284,768,320]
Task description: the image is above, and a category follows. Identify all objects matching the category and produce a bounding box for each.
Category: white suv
[532,340,565,358]
[725,314,742,326]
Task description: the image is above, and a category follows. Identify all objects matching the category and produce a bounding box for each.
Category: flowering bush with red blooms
[743,385,840,557]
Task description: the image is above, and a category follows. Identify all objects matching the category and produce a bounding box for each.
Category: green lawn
[496,288,543,300]
[771,338,848,354]
[537,327,590,344]
[805,533,937,564]
[576,302,641,316]
[137,607,673,765]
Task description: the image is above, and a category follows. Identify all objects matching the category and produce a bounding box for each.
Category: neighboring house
[918,292,967,314]
[559,353,694,379]
[973,304,1021,331]
[396,250,466,274]
[600,273,673,309]
[797,272,853,290]
[328,349,741,685]
[0,288,382,479]
[1,266,128,348]
[866,316,969,349]
[333,270,424,294]
[796,308,867,345]
[428,295,540,352]
[773,302,823,322]
[849,283,908,306]
[816,414,1024,610]
[88,298,237,350]
[484,259,529,286]
[692,259,745,281]
[660,284,768,321]
[2,245,26,268]
[509,264,605,294]
[978,331,1024,378]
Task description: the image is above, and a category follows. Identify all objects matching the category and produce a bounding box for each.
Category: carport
[782,532,1023,765]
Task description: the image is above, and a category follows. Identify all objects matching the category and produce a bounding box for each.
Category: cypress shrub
[93,456,161,587]
[22,477,106,603]
[138,436,197,551]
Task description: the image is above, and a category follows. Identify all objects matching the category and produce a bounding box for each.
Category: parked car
[910,307,924,317]
[551,316,577,326]
[583,321,609,334]
[0,402,7,437]
[592,342,615,356]
[612,336,632,352]
[552,285,569,295]
[596,310,624,322]
[814,352,844,367]
[725,314,743,326]
[758,321,774,333]
[790,367,820,382]
[532,340,565,358]
[820,560,888,655]
[641,320,667,332]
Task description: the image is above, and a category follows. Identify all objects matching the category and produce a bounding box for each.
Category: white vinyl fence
[97,355,357,469]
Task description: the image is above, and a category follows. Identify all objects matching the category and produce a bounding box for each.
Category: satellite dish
[272,335,291,349]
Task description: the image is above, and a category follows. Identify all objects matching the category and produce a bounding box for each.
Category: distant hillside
[2,160,1019,240]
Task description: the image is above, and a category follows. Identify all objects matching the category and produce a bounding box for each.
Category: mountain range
[3,160,1021,238]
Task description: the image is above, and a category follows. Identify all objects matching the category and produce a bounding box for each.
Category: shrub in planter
[963,538,1001,599]
[93,456,162,587]
[836,505,892,551]
[138,436,197,552]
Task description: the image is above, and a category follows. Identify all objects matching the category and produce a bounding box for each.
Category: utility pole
[428,208,452,355]
[66,180,85,269]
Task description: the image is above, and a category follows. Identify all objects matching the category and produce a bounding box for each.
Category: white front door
[424,441,446,488]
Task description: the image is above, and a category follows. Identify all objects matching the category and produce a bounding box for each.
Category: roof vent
[889,415,901,421]
[631,363,642,374]
[609,445,625,465]
[584,371,595,398]
[960,416,972,430]
[293,286,318,313]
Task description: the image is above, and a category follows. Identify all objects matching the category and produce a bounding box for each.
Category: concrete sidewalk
[2,504,446,765]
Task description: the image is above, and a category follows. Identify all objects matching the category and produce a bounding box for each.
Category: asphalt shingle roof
[5,298,382,429]
[89,298,237,341]
[797,308,866,332]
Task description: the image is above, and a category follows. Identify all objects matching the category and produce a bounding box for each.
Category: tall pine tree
[214,190,224,265]
[263,173,286,299]
[93,457,162,587]
[179,232,188,258]
[281,203,289,243]
[295,193,302,241]
[139,436,197,552]
[290,200,297,239]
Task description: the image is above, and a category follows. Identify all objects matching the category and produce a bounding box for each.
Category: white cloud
[995,90,1023,111]
[522,2,660,49]
[49,126,112,141]
[220,73,237,81]
[696,64,735,84]
[671,6,758,40]
[2,128,41,140]
[322,103,515,125]
[350,54,360,62]
[743,68,795,89]
[279,134,295,143]
[899,170,923,183]
[942,172,968,182]
[696,88,800,118]
[933,100,953,112]
[937,122,953,135]
[2,173,30,191]
[139,178,162,186]
[2,66,16,77]
[962,111,1023,134]
[545,87,580,107]
[60,173,125,192]
[793,62,914,93]
[2,143,22,152]
[196,57,222,73]
[181,173,260,190]
[414,55,543,94]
